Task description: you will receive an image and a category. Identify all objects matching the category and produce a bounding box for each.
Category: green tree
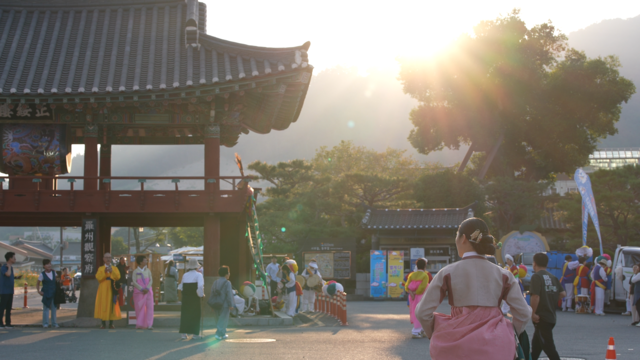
[414,169,485,214]
[485,177,551,237]
[557,166,640,251]
[167,227,204,248]
[248,141,426,252]
[111,236,128,256]
[398,10,635,181]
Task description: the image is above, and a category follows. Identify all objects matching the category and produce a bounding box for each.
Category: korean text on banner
[370,250,387,298]
[388,251,404,299]
[81,219,98,276]
[574,168,604,254]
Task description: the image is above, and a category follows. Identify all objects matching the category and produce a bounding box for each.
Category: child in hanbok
[406,258,430,338]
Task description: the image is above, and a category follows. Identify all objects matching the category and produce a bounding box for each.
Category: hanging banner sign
[81,219,98,277]
[370,250,387,298]
[410,248,425,272]
[388,251,404,299]
[574,168,604,254]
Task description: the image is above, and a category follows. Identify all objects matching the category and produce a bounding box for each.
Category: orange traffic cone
[605,337,616,360]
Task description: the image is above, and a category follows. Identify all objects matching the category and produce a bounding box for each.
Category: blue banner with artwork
[370,250,387,298]
[574,168,603,254]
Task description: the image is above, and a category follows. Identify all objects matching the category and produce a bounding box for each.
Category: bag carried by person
[207,279,228,310]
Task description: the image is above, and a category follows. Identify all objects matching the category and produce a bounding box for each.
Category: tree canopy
[247,141,425,252]
[398,10,635,181]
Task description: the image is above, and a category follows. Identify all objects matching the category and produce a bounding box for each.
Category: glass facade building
[588,149,640,170]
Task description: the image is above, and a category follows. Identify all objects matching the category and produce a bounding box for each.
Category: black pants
[270,280,278,297]
[0,294,13,326]
[532,320,560,360]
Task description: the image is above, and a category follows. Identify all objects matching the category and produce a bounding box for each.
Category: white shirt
[462,251,480,258]
[591,265,608,282]
[38,271,54,281]
[567,260,580,270]
[266,263,281,282]
[178,270,205,297]
[631,273,640,283]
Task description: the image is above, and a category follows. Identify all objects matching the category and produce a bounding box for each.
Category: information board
[303,251,351,279]
[388,251,404,298]
[370,250,387,298]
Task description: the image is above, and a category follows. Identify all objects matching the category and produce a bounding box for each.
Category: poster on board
[410,248,424,272]
[370,250,387,298]
[388,251,404,298]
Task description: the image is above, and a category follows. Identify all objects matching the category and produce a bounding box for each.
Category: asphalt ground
[1,301,638,360]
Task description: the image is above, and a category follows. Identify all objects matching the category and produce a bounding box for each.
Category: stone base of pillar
[76,278,99,318]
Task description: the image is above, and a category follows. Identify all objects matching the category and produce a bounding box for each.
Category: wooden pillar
[203,214,220,277]
[204,124,220,190]
[97,218,111,264]
[99,144,111,190]
[84,123,99,191]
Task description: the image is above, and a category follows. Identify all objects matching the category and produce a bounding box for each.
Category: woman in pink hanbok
[132,255,154,330]
[416,218,531,360]
[406,258,430,338]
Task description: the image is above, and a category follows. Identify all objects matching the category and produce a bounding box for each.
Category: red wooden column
[203,124,221,277]
[99,144,111,190]
[203,215,220,277]
[84,123,99,191]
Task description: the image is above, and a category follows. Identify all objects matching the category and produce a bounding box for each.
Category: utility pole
[128,227,131,257]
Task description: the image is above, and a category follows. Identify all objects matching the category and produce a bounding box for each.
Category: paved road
[1,301,638,360]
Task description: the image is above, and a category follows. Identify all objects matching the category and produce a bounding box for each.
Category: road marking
[225,339,276,343]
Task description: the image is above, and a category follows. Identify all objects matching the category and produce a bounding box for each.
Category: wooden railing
[0,176,253,213]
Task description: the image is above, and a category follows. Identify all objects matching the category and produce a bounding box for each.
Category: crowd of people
[409,217,640,360]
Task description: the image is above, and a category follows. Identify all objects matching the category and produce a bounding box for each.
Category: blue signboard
[370,250,387,298]
[172,254,185,262]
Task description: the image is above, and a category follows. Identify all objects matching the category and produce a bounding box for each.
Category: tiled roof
[0,241,28,257]
[361,204,475,230]
[538,207,568,230]
[0,0,310,96]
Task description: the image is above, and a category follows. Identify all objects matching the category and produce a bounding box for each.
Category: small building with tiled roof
[361,204,476,273]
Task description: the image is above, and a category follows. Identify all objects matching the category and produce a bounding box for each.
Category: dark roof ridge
[0,0,182,9]
[369,202,476,212]
[201,35,311,54]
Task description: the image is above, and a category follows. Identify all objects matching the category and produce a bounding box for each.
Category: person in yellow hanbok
[94,253,121,329]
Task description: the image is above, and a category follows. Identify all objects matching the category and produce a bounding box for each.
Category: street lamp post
[60,227,64,269]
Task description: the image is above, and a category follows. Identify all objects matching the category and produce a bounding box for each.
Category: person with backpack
[208,266,235,340]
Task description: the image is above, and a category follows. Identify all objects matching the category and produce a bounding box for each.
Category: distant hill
[569,14,640,148]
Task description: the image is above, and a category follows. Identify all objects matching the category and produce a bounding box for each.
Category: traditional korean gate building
[0,0,313,318]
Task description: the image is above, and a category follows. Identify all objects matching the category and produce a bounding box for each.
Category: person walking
[115,256,128,306]
[266,256,280,298]
[530,252,565,360]
[559,255,578,312]
[94,253,121,329]
[132,255,154,330]
[164,260,179,303]
[210,266,235,340]
[178,258,204,340]
[36,259,59,328]
[406,258,430,339]
[416,218,531,360]
[1,252,22,329]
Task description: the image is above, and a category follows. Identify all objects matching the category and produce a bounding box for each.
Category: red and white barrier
[314,291,348,326]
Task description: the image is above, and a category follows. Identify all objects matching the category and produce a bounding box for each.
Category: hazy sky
[203,0,640,72]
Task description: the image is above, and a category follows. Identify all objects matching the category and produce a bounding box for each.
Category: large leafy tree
[248,141,424,252]
[399,10,635,181]
[414,169,485,213]
[557,166,640,251]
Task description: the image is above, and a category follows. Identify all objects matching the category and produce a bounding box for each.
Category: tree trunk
[478,130,505,180]
[457,143,475,173]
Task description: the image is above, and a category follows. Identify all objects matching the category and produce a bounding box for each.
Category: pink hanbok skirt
[407,280,425,326]
[430,306,515,360]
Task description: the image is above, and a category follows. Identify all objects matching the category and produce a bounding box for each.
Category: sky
[202,0,640,73]
[31,1,640,160]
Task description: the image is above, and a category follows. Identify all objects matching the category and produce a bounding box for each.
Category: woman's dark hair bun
[478,234,496,256]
